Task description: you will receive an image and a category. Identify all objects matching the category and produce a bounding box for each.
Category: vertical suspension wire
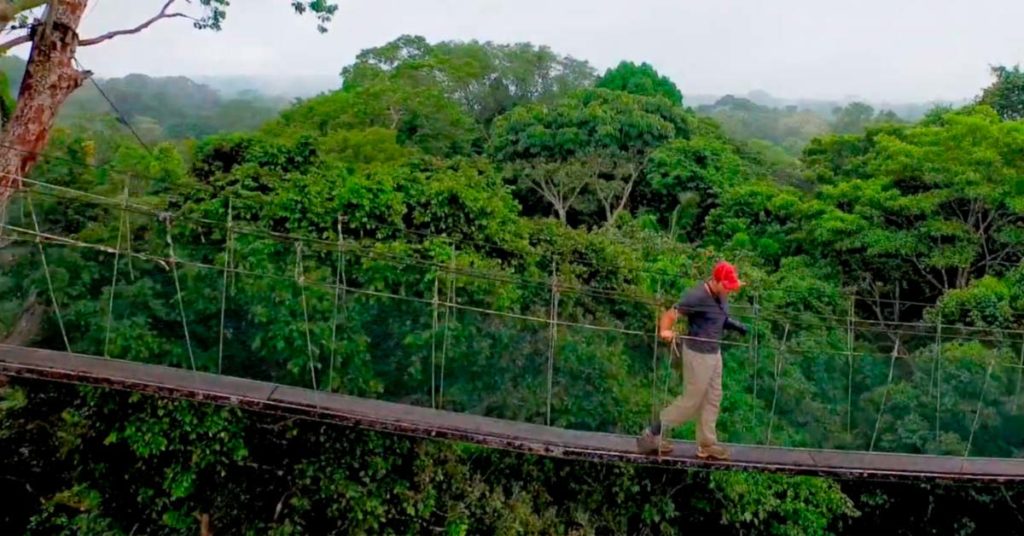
[294,243,318,391]
[765,322,790,446]
[752,292,760,400]
[430,273,440,409]
[327,214,346,394]
[869,338,900,452]
[934,321,943,439]
[26,195,71,353]
[545,257,560,426]
[124,197,135,281]
[163,215,196,371]
[846,296,855,434]
[1015,337,1024,413]
[965,358,996,457]
[217,198,233,375]
[439,244,456,408]
[663,341,676,413]
[103,181,129,358]
[649,278,663,423]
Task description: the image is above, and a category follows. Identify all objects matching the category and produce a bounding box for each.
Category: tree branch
[0,0,48,34]
[0,33,31,52]
[79,0,192,47]
[910,256,947,293]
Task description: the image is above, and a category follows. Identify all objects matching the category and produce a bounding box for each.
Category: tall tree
[596,61,683,106]
[0,0,337,212]
[830,102,875,135]
[490,88,690,226]
[803,106,1024,305]
[979,64,1024,121]
[341,35,596,128]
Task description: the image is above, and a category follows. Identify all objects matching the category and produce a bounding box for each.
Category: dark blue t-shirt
[675,282,732,354]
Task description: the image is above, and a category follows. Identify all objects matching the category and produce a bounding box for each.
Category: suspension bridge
[3,176,1024,482]
[4,345,1024,481]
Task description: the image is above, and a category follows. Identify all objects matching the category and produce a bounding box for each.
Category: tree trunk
[0,0,89,211]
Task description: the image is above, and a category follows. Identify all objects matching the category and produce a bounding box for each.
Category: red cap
[712,261,742,291]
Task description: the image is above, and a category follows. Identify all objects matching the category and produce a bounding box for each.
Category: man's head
[707,261,742,296]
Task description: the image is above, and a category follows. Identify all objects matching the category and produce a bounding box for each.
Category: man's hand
[659,329,676,342]
[724,317,748,336]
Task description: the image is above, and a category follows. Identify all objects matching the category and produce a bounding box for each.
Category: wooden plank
[0,344,277,409]
[2,344,1024,482]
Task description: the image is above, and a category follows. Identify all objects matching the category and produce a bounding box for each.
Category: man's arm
[724,317,749,335]
[659,308,678,342]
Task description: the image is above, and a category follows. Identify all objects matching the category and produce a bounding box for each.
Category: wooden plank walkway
[2,344,1024,482]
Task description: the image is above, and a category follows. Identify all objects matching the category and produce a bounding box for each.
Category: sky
[50,0,1024,102]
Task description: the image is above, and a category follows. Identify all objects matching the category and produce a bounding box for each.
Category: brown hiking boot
[697,443,730,461]
[637,429,673,455]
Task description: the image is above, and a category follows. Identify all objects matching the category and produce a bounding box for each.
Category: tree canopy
[596,60,684,105]
[3,32,1024,535]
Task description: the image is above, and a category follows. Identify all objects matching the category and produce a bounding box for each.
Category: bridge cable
[163,215,197,372]
[546,258,560,426]
[765,323,791,446]
[9,220,1024,457]
[752,292,761,401]
[965,358,996,457]
[74,57,154,156]
[934,322,943,440]
[15,173,1024,338]
[1015,337,1024,413]
[846,296,855,434]
[870,338,900,452]
[26,195,71,353]
[295,243,318,391]
[217,197,233,375]
[103,180,129,358]
[439,244,456,408]
[327,214,347,394]
[9,219,1018,364]
[431,268,440,409]
[649,281,663,424]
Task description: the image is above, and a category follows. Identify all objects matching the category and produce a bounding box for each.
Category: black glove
[724,317,749,336]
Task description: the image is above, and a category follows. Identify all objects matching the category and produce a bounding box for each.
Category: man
[637,260,748,460]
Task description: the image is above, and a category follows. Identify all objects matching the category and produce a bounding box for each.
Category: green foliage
[800,106,1024,302]
[596,61,683,105]
[6,32,1024,536]
[192,0,338,33]
[341,35,596,128]
[490,88,690,226]
[639,134,749,238]
[0,69,13,127]
[979,64,1024,121]
[710,472,859,535]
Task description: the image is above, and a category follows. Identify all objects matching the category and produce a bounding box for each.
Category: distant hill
[191,74,339,99]
[0,57,291,139]
[685,89,967,122]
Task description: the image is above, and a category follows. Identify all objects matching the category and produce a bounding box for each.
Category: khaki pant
[661,344,722,447]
